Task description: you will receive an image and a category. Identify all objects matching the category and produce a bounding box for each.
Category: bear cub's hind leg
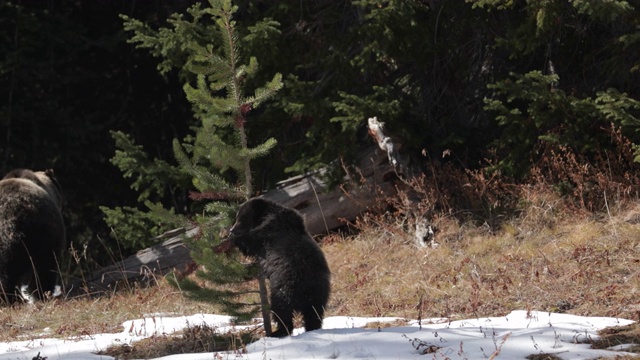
[302,304,324,332]
[270,300,294,338]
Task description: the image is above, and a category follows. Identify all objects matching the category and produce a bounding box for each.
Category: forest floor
[1,187,639,358]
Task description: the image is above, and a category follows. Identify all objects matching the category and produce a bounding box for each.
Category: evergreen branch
[250,73,284,108]
[245,56,259,78]
[110,131,187,202]
[240,138,278,160]
[173,139,237,194]
[189,190,238,202]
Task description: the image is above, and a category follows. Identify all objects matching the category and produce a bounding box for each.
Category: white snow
[0,310,636,360]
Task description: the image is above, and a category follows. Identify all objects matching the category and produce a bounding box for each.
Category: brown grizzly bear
[0,169,65,303]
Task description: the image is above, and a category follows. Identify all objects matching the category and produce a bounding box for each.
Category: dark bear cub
[0,169,65,303]
[228,198,331,337]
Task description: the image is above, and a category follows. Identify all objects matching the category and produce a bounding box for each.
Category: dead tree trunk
[265,145,397,234]
[64,227,198,297]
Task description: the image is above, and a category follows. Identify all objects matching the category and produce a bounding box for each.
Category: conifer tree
[120,0,282,328]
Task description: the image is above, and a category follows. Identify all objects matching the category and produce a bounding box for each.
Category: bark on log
[65,227,199,297]
[265,146,397,234]
[66,145,399,296]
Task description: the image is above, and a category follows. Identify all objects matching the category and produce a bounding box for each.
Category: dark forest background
[2,0,640,271]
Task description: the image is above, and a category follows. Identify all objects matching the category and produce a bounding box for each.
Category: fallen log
[66,145,399,296]
[265,145,397,234]
[64,227,198,297]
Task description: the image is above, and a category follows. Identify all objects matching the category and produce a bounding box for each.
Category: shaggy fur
[229,198,331,337]
[0,169,65,303]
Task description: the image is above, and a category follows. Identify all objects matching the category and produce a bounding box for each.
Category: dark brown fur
[229,198,331,337]
[0,169,65,303]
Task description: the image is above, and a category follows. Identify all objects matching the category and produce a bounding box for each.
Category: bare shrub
[530,124,640,212]
[379,158,521,245]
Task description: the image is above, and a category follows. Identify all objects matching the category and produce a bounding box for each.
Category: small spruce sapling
[121,0,282,331]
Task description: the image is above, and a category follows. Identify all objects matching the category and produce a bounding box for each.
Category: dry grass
[0,281,220,342]
[525,354,563,360]
[98,324,256,359]
[593,322,640,352]
[325,200,640,322]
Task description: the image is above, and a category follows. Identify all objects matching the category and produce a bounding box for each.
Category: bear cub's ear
[234,198,273,233]
[248,198,271,224]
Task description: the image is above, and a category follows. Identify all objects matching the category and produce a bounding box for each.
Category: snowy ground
[0,310,636,360]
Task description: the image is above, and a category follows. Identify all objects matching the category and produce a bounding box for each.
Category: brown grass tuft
[525,354,563,360]
[591,322,640,353]
[99,324,256,359]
